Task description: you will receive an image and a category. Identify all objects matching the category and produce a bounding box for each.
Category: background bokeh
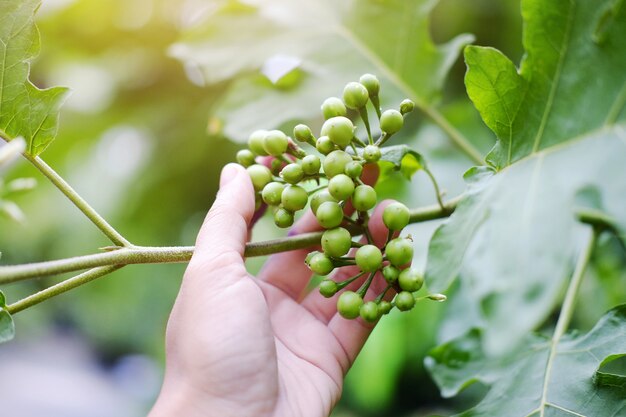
[1,0,624,416]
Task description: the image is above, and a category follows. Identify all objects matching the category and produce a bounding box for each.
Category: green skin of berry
[321,116,355,148]
[236,149,256,167]
[337,291,363,319]
[274,208,294,228]
[344,161,363,179]
[383,202,410,231]
[263,130,289,156]
[294,124,314,143]
[305,251,321,265]
[321,97,347,119]
[321,227,352,258]
[246,164,273,191]
[343,82,369,109]
[318,279,338,297]
[400,99,415,115]
[270,159,283,176]
[360,301,380,322]
[281,185,308,211]
[248,130,269,156]
[310,190,336,215]
[363,145,381,162]
[316,201,344,229]
[395,291,415,311]
[359,73,380,97]
[281,163,304,184]
[308,253,334,276]
[380,110,404,135]
[323,150,352,178]
[386,238,414,266]
[261,182,285,206]
[316,136,335,155]
[378,301,393,315]
[355,244,383,272]
[328,174,355,201]
[301,155,321,175]
[382,265,400,284]
[398,267,424,292]
[352,185,377,212]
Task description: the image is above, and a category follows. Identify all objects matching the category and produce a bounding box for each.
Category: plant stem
[423,167,445,211]
[6,265,123,314]
[23,154,132,247]
[538,228,597,417]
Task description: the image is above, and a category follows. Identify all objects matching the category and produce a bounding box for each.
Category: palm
[155,164,387,417]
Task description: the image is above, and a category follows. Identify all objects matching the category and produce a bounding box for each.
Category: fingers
[301,200,395,323]
[257,163,380,300]
[188,163,255,274]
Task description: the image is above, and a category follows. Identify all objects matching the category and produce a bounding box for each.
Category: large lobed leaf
[465,0,626,170]
[425,0,626,354]
[426,305,626,417]
[170,0,472,139]
[0,0,68,156]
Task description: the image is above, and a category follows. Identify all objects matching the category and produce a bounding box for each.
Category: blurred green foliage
[3,0,623,416]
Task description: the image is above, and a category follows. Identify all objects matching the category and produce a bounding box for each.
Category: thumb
[191,163,255,265]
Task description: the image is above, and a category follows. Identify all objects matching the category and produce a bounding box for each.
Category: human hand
[150,163,392,417]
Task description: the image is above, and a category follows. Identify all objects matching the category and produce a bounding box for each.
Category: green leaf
[171,0,473,139]
[0,289,6,307]
[369,144,424,180]
[0,305,15,344]
[425,305,626,417]
[465,0,626,169]
[0,0,68,156]
[426,126,626,353]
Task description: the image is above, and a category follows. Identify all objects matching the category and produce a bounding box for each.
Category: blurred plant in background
[2,0,624,416]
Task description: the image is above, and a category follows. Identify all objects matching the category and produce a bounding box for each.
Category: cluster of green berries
[237,74,444,322]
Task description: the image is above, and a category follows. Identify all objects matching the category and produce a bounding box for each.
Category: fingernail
[220,163,240,187]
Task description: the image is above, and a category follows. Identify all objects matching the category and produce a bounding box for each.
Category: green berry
[344,161,363,179]
[359,74,380,97]
[398,267,424,292]
[274,207,294,228]
[328,174,355,201]
[308,253,334,276]
[246,164,273,191]
[281,185,308,211]
[321,227,352,258]
[248,130,269,156]
[380,110,403,135]
[261,182,285,206]
[395,291,415,311]
[383,202,410,231]
[382,265,400,284]
[294,124,314,143]
[319,279,339,297]
[337,291,363,319]
[270,159,283,175]
[280,163,304,184]
[352,185,377,212]
[316,136,335,155]
[363,145,381,162]
[255,193,263,211]
[263,130,289,156]
[360,301,380,322]
[355,244,383,272]
[305,251,321,265]
[386,237,414,266]
[236,149,255,167]
[316,201,344,229]
[321,97,348,119]
[343,82,369,109]
[321,116,355,148]
[310,190,336,215]
[378,301,393,315]
[400,99,415,115]
[323,150,352,178]
[301,155,321,175]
